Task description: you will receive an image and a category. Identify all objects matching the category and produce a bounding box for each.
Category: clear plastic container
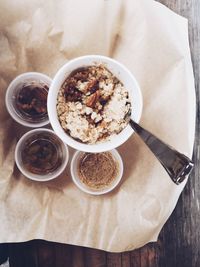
[70,149,123,195]
[6,72,52,127]
[15,128,69,181]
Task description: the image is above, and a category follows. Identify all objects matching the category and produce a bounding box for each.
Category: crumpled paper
[0,0,195,252]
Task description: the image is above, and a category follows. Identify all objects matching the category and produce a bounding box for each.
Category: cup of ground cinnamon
[70,149,123,195]
[5,72,52,127]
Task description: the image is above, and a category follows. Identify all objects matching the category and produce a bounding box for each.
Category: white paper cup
[15,128,69,181]
[70,149,123,195]
[48,55,143,152]
[6,72,52,127]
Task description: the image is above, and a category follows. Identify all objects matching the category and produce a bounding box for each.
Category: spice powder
[78,152,119,189]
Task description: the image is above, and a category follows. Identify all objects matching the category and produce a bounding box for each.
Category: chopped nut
[85,90,100,108]
[86,79,99,94]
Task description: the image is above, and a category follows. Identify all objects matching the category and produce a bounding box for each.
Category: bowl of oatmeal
[48,55,143,152]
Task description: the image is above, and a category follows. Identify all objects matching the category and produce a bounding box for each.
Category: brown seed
[86,80,99,94]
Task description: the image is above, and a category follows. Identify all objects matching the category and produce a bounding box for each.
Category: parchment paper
[0,0,196,252]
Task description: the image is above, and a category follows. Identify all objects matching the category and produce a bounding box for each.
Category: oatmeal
[57,65,131,144]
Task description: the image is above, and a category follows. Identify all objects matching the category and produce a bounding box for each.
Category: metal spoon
[129,119,194,185]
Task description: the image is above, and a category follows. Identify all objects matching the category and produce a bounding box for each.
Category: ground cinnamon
[78,152,119,189]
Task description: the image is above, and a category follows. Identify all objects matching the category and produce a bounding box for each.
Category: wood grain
[0,0,199,266]
[54,244,72,267]
[157,1,200,267]
[84,247,106,267]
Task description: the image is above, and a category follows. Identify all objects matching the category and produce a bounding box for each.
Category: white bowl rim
[15,128,69,181]
[70,149,124,195]
[5,72,52,128]
[48,55,143,152]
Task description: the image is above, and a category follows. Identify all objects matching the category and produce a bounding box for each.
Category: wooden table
[0,0,199,266]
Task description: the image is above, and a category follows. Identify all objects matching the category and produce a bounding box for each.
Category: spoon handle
[129,119,194,185]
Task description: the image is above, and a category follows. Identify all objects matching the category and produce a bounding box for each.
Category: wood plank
[130,248,141,267]
[156,0,200,266]
[83,247,107,267]
[71,246,85,267]
[36,240,56,267]
[121,252,131,267]
[144,243,159,267]
[9,241,38,267]
[156,233,166,267]
[106,252,122,267]
[54,243,72,267]
[0,244,8,265]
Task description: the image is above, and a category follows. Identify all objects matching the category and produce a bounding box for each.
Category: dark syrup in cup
[15,82,49,123]
[21,132,63,175]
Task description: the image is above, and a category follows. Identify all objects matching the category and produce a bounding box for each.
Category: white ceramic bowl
[15,128,69,181]
[6,72,52,127]
[70,149,123,195]
[48,55,143,152]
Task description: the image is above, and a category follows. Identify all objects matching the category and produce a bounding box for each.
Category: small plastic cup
[70,149,123,195]
[15,128,69,181]
[5,72,52,128]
